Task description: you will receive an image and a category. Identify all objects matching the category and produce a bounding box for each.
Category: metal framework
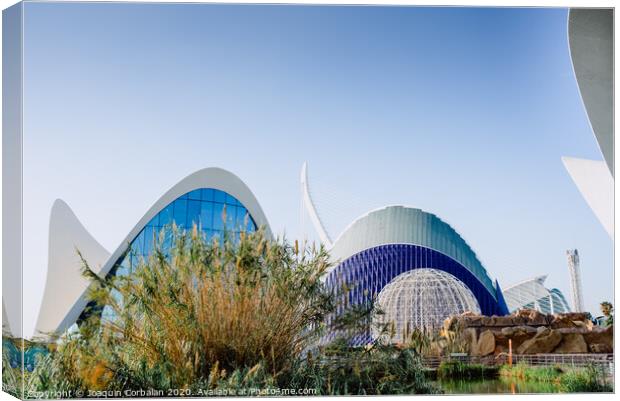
[373,268,480,341]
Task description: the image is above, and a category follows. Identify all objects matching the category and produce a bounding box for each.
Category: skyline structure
[567,249,585,313]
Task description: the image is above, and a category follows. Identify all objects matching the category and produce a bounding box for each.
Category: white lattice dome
[373,268,481,341]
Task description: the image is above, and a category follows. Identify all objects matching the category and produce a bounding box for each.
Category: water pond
[436,377,561,394]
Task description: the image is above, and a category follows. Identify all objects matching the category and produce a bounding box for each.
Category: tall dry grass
[71,225,335,389]
[26,225,440,395]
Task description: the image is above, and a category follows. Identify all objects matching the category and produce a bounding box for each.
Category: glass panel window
[214,189,226,203]
[173,199,188,228]
[132,230,145,256]
[200,202,214,229]
[226,193,239,206]
[213,203,225,230]
[201,188,214,202]
[188,189,202,200]
[159,204,173,226]
[225,204,236,229]
[233,206,244,231]
[143,226,154,256]
[187,200,201,228]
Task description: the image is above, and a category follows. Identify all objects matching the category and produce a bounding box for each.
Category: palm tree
[599,301,613,326]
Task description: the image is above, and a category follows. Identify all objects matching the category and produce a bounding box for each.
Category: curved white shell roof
[568,8,613,175]
[328,205,496,296]
[34,199,111,339]
[34,168,271,338]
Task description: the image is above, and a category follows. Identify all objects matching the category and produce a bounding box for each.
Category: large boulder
[583,326,613,352]
[517,327,562,354]
[477,330,495,356]
[588,343,613,353]
[554,333,588,353]
[462,328,478,355]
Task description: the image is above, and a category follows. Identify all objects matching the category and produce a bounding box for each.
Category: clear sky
[19,2,612,338]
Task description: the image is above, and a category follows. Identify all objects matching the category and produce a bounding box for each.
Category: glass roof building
[322,205,509,345]
[35,168,271,338]
[503,275,571,315]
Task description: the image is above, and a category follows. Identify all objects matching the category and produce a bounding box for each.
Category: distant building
[503,275,571,315]
[567,249,584,312]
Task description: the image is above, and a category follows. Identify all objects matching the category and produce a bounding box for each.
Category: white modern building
[503,275,571,315]
[563,8,614,238]
[302,163,509,342]
[34,167,271,339]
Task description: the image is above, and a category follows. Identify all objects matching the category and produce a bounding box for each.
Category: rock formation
[443,309,613,356]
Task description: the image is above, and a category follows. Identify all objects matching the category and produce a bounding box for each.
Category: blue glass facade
[113,188,257,276]
[325,244,509,344]
[80,188,257,324]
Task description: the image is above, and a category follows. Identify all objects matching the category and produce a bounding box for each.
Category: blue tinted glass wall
[88,188,257,326]
[114,188,256,276]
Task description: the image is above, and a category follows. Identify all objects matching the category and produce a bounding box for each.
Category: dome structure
[318,205,508,345]
[373,269,480,341]
[302,164,509,346]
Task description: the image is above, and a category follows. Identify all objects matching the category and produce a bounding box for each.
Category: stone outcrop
[517,327,562,354]
[476,330,495,356]
[445,309,613,356]
[554,333,588,354]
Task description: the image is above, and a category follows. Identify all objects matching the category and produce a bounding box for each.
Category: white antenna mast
[300,162,333,248]
[566,249,584,312]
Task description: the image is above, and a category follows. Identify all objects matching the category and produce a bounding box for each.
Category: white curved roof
[328,205,497,296]
[34,199,111,339]
[562,157,613,238]
[34,167,271,338]
[568,8,613,175]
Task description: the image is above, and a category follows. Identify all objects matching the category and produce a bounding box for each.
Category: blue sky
[21,3,612,337]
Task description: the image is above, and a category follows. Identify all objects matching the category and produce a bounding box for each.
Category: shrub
[559,365,613,393]
[499,363,613,393]
[29,226,439,395]
[499,363,563,382]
